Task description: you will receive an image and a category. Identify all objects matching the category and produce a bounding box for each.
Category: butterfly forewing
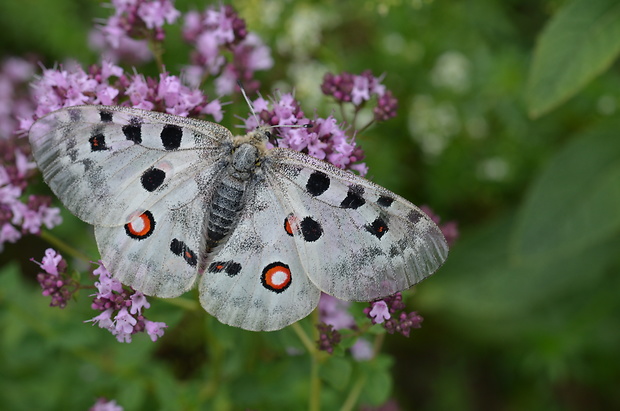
[29,105,232,226]
[262,148,449,301]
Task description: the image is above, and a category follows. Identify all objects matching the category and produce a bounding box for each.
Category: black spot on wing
[306,171,330,196]
[208,260,242,277]
[300,216,323,242]
[99,110,113,122]
[161,124,183,150]
[141,167,166,192]
[170,238,197,267]
[377,195,394,207]
[365,217,389,239]
[89,132,108,151]
[340,185,365,209]
[123,124,142,144]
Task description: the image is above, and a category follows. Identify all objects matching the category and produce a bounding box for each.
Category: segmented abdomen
[205,175,246,251]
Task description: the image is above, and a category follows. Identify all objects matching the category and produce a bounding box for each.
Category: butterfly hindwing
[94,189,207,297]
[262,148,449,301]
[199,179,321,331]
[29,105,232,226]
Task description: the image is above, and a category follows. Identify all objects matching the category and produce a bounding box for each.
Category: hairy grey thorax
[204,142,260,253]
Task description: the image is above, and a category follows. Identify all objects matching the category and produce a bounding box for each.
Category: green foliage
[526,0,620,117]
[3,0,620,409]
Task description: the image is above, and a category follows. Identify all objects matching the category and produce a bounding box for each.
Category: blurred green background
[2,0,620,409]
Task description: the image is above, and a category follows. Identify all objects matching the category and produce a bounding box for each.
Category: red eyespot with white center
[261,262,292,293]
[124,210,155,240]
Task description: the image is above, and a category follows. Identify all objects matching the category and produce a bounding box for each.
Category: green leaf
[512,121,620,260]
[358,356,393,406]
[319,356,352,390]
[526,0,620,117]
[419,212,620,341]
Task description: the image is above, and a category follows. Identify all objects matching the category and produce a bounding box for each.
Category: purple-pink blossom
[367,300,390,324]
[87,261,167,343]
[351,338,374,361]
[321,70,397,125]
[90,398,124,411]
[32,248,75,308]
[318,293,354,330]
[93,0,180,61]
[243,93,367,175]
[183,4,272,94]
[20,63,223,132]
[364,293,424,338]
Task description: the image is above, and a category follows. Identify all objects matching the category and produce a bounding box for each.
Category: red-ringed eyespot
[124,210,155,240]
[261,262,291,293]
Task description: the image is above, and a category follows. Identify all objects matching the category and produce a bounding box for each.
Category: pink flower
[367,300,390,324]
[137,0,181,30]
[90,398,124,411]
[145,320,167,341]
[202,99,224,122]
[243,93,367,174]
[183,5,270,94]
[35,248,63,275]
[88,261,167,343]
[32,248,75,308]
[129,292,150,314]
[351,338,374,361]
[318,294,354,330]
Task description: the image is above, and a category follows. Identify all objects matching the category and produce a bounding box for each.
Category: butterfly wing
[261,148,449,301]
[28,105,232,226]
[29,105,233,297]
[94,185,210,297]
[199,178,321,331]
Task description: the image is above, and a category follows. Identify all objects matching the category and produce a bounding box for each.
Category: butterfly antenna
[237,80,260,128]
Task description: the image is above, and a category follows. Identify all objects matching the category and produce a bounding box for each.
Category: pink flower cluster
[32,248,75,308]
[90,398,123,411]
[94,0,180,62]
[0,58,36,138]
[18,61,223,133]
[244,93,368,175]
[321,70,398,122]
[316,294,372,360]
[0,58,61,251]
[183,4,273,94]
[87,262,167,343]
[0,148,62,250]
[364,293,423,337]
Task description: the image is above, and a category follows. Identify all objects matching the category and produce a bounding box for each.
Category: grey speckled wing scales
[29,105,233,297]
[199,179,321,331]
[261,148,449,302]
[29,105,232,227]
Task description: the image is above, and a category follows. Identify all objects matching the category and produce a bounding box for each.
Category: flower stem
[340,373,366,411]
[40,230,92,263]
[291,321,316,355]
[149,38,165,72]
[292,310,323,411]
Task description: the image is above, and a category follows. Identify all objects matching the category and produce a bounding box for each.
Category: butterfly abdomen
[204,143,260,252]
